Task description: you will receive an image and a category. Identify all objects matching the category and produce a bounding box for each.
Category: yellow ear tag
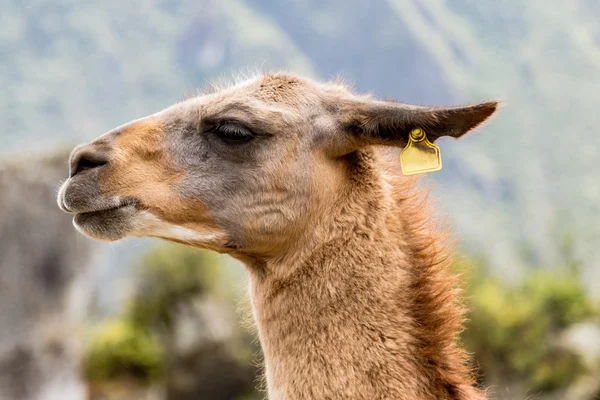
[400,128,442,176]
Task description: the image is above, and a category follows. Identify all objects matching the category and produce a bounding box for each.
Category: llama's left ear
[337,99,499,151]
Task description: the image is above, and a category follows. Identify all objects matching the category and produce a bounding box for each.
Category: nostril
[70,153,108,178]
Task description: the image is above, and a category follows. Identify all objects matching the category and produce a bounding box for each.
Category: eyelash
[211,122,255,144]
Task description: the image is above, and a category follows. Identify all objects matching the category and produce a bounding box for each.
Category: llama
[57,72,498,400]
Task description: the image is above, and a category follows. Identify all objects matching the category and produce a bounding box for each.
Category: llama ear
[337,100,499,151]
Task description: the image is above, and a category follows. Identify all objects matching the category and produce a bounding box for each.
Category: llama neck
[246,150,484,400]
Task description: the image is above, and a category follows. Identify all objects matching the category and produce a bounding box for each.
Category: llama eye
[212,123,255,144]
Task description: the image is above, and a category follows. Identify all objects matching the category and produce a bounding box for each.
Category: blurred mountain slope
[387,1,600,279]
[1,0,598,281]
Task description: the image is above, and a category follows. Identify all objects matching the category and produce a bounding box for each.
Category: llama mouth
[68,198,140,216]
[73,204,133,226]
[74,204,127,216]
[72,203,140,241]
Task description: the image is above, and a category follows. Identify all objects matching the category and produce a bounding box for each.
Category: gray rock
[0,150,98,400]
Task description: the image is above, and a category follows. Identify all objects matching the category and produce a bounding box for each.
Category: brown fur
[57,72,498,399]
[247,150,487,399]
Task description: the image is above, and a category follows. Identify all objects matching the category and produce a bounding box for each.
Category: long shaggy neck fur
[246,148,485,400]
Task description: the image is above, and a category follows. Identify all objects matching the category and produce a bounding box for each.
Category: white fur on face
[131,211,223,244]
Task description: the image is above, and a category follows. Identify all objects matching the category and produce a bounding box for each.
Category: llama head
[57,72,497,258]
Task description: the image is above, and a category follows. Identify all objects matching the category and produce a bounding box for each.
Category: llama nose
[69,144,109,178]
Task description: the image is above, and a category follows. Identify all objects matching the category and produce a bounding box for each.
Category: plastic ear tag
[400,128,442,176]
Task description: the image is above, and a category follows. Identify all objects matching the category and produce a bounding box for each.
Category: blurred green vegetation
[84,244,599,399]
[460,257,598,394]
[84,243,259,400]
[85,246,220,384]
[127,246,223,330]
[84,319,165,383]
